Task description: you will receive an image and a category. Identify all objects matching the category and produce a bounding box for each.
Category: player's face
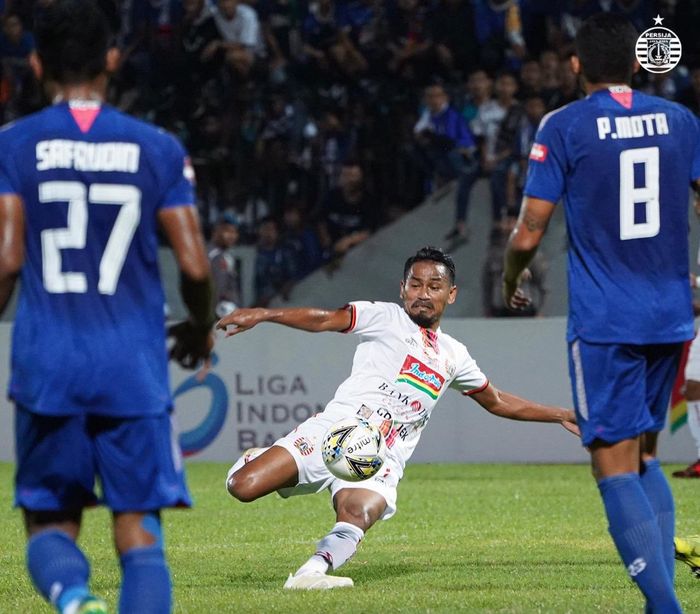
[400,261,457,329]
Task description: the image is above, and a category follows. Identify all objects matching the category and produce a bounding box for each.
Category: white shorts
[274,411,402,520]
[686,334,700,382]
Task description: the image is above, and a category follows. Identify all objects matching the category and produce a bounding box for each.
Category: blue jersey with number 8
[0,102,195,416]
[525,87,700,344]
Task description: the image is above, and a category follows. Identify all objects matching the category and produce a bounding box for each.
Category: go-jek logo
[173,353,229,457]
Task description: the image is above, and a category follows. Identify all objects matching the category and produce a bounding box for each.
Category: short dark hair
[35,0,116,84]
[575,13,638,85]
[403,246,456,285]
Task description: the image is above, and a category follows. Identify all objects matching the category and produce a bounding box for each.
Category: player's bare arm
[502,196,555,310]
[0,194,24,315]
[470,383,579,436]
[217,306,353,337]
[159,205,215,368]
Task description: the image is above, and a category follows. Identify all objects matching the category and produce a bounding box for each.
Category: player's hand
[560,419,580,437]
[502,269,532,311]
[167,320,214,370]
[216,308,266,337]
[559,409,579,437]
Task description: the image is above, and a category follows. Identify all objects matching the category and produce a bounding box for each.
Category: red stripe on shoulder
[340,304,356,333]
[462,379,490,396]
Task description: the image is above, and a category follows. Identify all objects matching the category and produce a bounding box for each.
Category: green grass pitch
[2,462,700,613]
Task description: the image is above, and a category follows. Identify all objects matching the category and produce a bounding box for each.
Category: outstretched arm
[217,306,353,337]
[470,382,579,436]
[503,196,555,311]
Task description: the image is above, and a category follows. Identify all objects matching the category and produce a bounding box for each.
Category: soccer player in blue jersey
[0,1,214,613]
[503,13,700,613]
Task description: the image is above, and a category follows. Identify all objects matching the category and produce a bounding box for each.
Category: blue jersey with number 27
[525,87,700,344]
[0,101,195,416]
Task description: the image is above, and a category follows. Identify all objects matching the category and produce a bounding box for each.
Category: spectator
[413,82,477,243]
[386,0,434,84]
[254,216,297,306]
[539,49,560,96]
[301,0,367,82]
[518,58,544,98]
[429,0,478,81]
[505,94,547,216]
[481,71,519,222]
[257,0,301,83]
[177,0,223,117]
[473,0,527,72]
[462,68,492,123]
[470,69,516,188]
[482,217,547,317]
[320,159,374,258]
[547,55,580,110]
[209,213,244,316]
[0,12,39,120]
[282,205,327,278]
[212,0,264,81]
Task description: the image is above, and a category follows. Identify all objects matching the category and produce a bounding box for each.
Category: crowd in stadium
[1,0,698,307]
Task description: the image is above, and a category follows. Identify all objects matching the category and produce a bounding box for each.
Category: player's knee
[114,512,163,555]
[336,500,374,530]
[226,471,261,503]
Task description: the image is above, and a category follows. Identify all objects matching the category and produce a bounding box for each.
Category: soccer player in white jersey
[216,246,577,589]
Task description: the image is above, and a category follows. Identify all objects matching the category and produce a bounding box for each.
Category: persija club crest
[635,15,682,74]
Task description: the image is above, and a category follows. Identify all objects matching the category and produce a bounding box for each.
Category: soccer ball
[322,417,387,482]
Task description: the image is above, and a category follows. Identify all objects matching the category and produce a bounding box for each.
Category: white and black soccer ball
[321,417,387,482]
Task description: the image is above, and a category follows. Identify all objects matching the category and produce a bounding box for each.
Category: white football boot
[283,572,354,590]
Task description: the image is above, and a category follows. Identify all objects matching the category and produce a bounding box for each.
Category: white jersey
[325,301,488,469]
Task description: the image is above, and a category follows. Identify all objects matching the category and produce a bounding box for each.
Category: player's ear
[632,59,640,75]
[106,47,121,75]
[447,285,457,305]
[399,280,406,300]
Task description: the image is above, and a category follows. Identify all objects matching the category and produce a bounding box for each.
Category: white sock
[687,400,700,458]
[295,521,365,575]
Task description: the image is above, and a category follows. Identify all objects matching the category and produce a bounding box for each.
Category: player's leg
[226,445,299,502]
[285,488,386,590]
[285,462,398,590]
[672,336,700,478]
[677,379,700,476]
[113,511,171,614]
[94,413,191,614]
[591,439,680,613]
[674,338,700,477]
[570,341,681,613]
[15,406,105,613]
[228,412,347,502]
[639,342,686,581]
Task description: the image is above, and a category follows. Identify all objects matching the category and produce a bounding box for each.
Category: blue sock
[119,545,171,614]
[26,529,90,611]
[598,473,681,614]
[640,459,676,581]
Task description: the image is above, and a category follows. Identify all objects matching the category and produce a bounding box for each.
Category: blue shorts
[14,406,192,512]
[568,339,683,447]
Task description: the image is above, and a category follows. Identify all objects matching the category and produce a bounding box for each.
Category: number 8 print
[619,146,660,240]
